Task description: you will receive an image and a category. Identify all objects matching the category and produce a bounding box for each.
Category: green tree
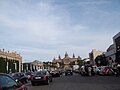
[0,57,6,73]
[77,60,83,66]
[95,54,108,66]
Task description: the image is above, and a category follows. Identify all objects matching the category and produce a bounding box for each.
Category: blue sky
[0,0,120,62]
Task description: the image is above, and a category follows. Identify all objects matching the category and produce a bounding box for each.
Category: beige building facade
[89,49,103,65]
[23,60,44,72]
[0,49,22,72]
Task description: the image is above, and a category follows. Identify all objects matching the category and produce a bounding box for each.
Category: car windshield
[66,70,71,72]
[52,70,59,72]
[0,75,17,89]
[13,73,20,77]
[35,71,46,75]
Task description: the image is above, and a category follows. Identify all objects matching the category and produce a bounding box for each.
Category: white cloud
[77,0,111,5]
[0,0,120,61]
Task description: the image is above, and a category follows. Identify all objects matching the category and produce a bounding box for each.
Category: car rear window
[35,71,46,75]
[66,70,71,72]
[26,72,32,75]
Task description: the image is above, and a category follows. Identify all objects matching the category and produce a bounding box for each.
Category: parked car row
[80,65,116,76]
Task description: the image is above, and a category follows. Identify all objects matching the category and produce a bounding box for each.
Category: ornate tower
[65,52,68,58]
[78,56,81,60]
[73,53,75,58]
[58,54,61,60]
[53,57,56,60]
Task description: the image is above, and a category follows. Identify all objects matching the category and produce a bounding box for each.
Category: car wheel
[50,78,53,82]
[46,79,50,85]
[32,82,35,86]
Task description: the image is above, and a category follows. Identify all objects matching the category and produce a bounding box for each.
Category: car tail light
[44,76,47,79]
[31,76,33,80]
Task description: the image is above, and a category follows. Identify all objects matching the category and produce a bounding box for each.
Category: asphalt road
[26,74,120,90]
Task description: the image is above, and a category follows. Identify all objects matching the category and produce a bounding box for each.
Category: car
[99,66,114,76]
[80,66,85,75]
[65,69,73,76]
[31,71,52,86]
[50,70,60,77]
[95,67,101,75]
[80,65,95,76]
[12,72,28,84]
[73,69,80,74]
[59,70,65,75]
[25,72,34,80]
[0,73,28,90]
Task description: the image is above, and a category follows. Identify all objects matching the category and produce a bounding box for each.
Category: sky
[0,0,120,62]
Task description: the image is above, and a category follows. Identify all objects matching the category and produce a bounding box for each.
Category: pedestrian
[92,67,96,76]
[113,65,119,77]
[88,67,92,76]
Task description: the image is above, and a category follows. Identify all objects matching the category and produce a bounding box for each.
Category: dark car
[80,65,95,76]
[50,70,60,77]
[31,71,52,86]
[0,73,28,90]
[59,70,65,75]
[12,73,28,84]
[25,72,34,80]
[73,69,80,74]
[65,69,73,76]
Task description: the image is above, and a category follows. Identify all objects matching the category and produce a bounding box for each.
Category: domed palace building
[52,52,81,70]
